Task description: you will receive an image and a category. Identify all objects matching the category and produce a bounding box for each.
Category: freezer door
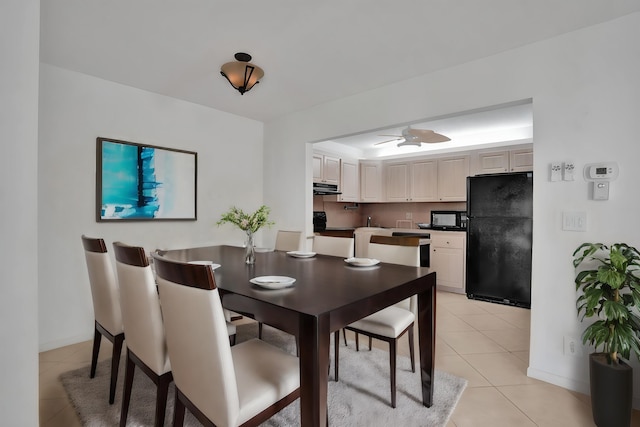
[467,172,533,218]
[466,217,532,308]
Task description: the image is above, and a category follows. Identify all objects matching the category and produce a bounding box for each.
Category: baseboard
[39,331,93,353]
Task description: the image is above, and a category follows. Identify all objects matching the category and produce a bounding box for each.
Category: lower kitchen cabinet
[430,231,466,294]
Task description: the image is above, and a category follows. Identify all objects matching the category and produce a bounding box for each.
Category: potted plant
[573,242,640,427]
[217,205,274,264]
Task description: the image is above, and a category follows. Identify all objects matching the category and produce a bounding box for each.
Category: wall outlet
[564,336,583,357]
[405,212,412,220]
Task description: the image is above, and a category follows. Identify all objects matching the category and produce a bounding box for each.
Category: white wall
[0,0,40,424]
[38,64,265,350]
[263,13,640,406]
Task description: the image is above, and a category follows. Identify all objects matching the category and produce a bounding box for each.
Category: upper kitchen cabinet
[472,145,533,175]
[509,148,533,172]
[313,153,340,185]
[385,159,437,202]
[338,158,359,202]
[436,155,469,201]
[359,160,383,202]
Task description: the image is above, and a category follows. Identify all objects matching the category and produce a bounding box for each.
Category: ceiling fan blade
[407,129,451,143]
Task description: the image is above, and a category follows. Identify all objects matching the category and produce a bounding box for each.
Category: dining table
[159,245,437,427]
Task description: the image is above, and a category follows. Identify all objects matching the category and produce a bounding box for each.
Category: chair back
[81,235,123,335]
[368,235,421,313]
[274,230,302,252]
[152,253,240,427]
[113,242,170,375]
[312,235,354,258]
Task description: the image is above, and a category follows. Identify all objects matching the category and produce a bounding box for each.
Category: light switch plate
[562,212,587,231]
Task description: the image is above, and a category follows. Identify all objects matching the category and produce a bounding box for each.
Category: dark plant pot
[589,353,633,427]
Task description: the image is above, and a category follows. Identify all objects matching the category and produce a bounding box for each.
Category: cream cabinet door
[360,161,382,202]
[477,150,509,174]
[430,232,466,293]
[410,159,438,201]
[385,162,410,202]
[323,155,341,185]
[509,148,533,172]
[312,154,324,183]
[338,160,359,202]
[437,156,469,201]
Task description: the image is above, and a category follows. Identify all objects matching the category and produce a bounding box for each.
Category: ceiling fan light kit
[220,52,264,95]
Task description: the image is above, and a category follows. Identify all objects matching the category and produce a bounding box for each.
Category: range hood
[313,183,342,195]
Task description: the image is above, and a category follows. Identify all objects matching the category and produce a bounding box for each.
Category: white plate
[344,257,380,267]
[188,260,221,270]
[250,276,296,289]
[286,251,317,258]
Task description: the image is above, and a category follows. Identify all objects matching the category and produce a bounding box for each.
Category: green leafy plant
[573,243,640,364]
[216,205,274,233]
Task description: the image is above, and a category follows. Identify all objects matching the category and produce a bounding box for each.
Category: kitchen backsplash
[313,198,466,228]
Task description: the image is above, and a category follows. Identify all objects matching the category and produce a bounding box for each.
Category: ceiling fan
[375,126,451,147]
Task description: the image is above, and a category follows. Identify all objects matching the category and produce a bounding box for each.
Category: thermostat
[583,162,619,181]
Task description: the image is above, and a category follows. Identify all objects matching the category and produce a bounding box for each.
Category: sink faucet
[366,216,372,227]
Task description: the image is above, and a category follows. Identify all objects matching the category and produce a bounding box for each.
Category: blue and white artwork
[98,139,197,221]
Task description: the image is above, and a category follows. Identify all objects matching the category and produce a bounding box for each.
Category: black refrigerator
[466,172,533,308]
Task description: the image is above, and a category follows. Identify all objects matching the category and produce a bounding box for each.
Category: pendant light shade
[220,52,264,95]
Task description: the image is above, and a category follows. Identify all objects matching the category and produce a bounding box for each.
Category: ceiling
[315,101,534,159]
[40,1,640,126]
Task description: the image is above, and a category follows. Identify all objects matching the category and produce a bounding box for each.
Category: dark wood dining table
[159,245,436,427]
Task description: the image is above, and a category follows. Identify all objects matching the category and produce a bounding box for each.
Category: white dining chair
[113,241,173,427]
[312,235,354,258]
[81,235,125,405]
[338,235,420,408]
[274,230,302,252]
[152,254,300,427]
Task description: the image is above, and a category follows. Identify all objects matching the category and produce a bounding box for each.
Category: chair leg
[230,334,236,346]
[389,339,397,408]
[368,336,373,350]
[119,353,136,427]
[342,328,347,346]
[173,389,186,427]
[408,324,415,373]
[110,333,124,404]
[90,327,101,378]
[258,322,263,339]
[355,332,360,351]
[334,330,339,382]
[155,373,172,427]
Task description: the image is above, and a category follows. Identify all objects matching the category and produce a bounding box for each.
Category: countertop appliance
[466,172,533,308]
[429,210,467,231]
[313,211,327,232]
[313,182,341,195]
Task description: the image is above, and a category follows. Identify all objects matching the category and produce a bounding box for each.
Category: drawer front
[430,233,465,249]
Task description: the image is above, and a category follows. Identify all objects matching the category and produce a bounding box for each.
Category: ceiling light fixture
[220,52,264,95]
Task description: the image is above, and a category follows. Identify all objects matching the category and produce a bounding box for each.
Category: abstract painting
[96,137,197,221]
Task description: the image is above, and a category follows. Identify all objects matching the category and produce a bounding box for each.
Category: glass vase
[245,231,256,264]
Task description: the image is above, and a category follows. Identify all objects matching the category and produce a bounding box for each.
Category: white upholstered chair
[81,235,125,405]
[338,235,420,408]
[274,230,302,252]
[113,242,173,427]
[152,254,300,427]
[312,235,354,258]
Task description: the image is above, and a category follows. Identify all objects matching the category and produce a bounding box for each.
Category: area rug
[60,323,467,426]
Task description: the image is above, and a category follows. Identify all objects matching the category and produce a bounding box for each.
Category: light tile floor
[39,291,640,426]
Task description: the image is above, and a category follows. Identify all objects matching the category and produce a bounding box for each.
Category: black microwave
[430,210,467,230]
